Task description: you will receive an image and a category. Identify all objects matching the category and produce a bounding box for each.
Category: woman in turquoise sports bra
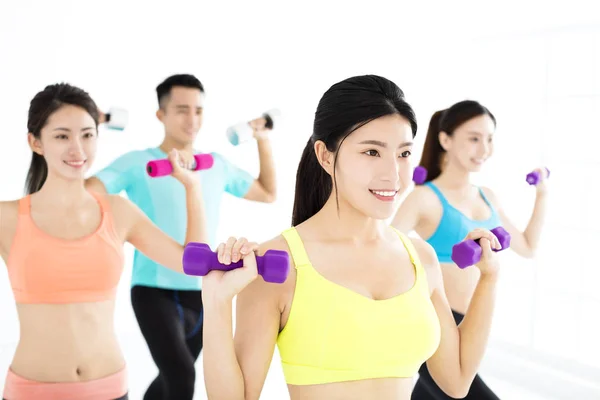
[391,101,549,399]
[199,76,504,400]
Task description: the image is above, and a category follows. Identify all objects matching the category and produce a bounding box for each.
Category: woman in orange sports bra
[199,75,504,400]
[0,83,207,400]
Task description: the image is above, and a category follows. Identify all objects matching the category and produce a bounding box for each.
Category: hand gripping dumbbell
[226,108,281,146]
[451,227,511,269]
[413,166,428,185]
[146,153,214,177]
[526,167,550,186]
[102,107,129,131]
[182,242,290,284]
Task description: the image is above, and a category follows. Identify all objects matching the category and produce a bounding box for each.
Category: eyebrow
[52,127,95,132]
[467,131,492,136]
[358,140,413,148]
[175,105,203,110]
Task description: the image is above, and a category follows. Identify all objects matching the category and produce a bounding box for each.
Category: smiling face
[28,104,98,182]
[316,113,414,220]
[439,114,496,172]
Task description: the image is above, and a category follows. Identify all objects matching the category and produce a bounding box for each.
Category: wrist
[203,292,235,309]
[479,271,500,284]
[183,179,201,191]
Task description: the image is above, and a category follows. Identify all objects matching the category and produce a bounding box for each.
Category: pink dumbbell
[146,154,214,177]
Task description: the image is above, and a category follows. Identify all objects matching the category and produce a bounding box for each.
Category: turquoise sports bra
[424,182,501,263]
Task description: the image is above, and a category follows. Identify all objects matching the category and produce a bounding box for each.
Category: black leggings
[131,285,204,400]
[411,310,499,400]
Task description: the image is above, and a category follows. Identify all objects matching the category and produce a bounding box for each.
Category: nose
[380,154,401,184]
[68,136,84,157]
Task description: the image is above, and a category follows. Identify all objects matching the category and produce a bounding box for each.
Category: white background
[1,1,599,398]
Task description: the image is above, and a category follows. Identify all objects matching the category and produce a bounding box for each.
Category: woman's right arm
[202,236,291,400]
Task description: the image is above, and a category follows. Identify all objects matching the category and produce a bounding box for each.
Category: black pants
[411,310,500,400]
[131,285,204,400]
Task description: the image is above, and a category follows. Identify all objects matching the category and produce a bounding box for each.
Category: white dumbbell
[226,108,281,146]
[103,107,129,131]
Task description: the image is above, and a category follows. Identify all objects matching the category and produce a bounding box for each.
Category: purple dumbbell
[413,166,428,185]
[451,226,511,269]
[525,167,550,185]
[146,154,214,178]
[182,242,290,284]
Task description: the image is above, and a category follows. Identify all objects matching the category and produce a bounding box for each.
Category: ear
[314,140,335,177]
[156,108,165,122]
[438,131,452,151]
[27,133,43,156]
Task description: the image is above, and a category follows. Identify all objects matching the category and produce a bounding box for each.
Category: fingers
[231,237,248,263]
[479,237,494,259]
[221,236,237,264]
[168,149,183,172]
[466,228,501,250]
[241,241,259,256]
[216,238,259,264]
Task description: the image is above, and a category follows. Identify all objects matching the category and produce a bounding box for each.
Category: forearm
[457,273,498,383]
[184,182,208,245]
[255,137,277,199]
[203,299,246,400]
[523,191,548,252]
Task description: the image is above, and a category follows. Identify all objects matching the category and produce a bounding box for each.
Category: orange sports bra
[276,227,441,385]
[6,192,124,304]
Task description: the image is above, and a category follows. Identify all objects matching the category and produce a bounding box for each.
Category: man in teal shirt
[86,74,277,399]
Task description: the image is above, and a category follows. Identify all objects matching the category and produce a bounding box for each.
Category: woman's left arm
[412,229,501,398]
[483,168,549,258]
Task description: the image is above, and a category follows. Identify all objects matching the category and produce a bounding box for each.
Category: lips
[369,189,398,202]
[64,160,86,168]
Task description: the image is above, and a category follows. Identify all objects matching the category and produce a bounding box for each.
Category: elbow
[263,192,276,203]
[439,381,469,399]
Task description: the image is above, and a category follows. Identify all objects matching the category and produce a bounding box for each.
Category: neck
[159,136,195,154]
[436,160,472,190]
[312,194,388,243]
[34,173,90,206]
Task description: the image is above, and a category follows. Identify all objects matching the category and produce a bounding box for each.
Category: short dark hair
[156,74,204,108]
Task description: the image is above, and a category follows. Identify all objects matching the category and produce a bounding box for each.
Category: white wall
[1,1,599,398]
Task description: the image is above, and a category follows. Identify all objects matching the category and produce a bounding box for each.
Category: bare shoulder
[408,236,439,271]
[0,199,21,226]
[408,236,443,294]
[103,193,141,218]
[257,234,292,257]
[0,199,22,253]
[406,184,439,205]
[241,234,296,308]
[480,186,501,208]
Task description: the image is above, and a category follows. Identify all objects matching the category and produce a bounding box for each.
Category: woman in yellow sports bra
[201,75,503,400]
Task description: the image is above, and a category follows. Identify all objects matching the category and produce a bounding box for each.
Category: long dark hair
[25,83,99,195]
[291,75,417,226]
[419,100,496,182]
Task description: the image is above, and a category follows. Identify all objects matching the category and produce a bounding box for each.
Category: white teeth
[65,161,85,166]
[371,190,396,197]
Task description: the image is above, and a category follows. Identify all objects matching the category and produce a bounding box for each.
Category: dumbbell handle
[451,226,511,269]
[146,154,214,177]
[526,167,550,185]
[182,243,290,284]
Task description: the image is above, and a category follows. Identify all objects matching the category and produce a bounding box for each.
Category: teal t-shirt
[94,147,254,290]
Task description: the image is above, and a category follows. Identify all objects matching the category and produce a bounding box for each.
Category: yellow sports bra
[277,227,441,385]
